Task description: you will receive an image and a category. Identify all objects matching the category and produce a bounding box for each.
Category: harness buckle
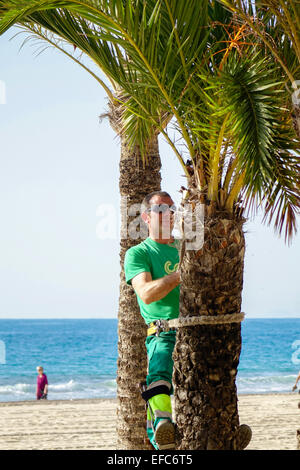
[155,319,170,336]
[147,319,176,337]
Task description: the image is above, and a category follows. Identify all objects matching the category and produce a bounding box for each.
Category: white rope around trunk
[168,312,245,328]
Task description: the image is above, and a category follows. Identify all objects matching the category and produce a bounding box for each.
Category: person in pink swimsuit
[36,366,48,400]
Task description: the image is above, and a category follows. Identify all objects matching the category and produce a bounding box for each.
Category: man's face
[143,195,175,239]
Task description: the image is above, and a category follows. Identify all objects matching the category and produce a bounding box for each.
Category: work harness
[147,319,177,337]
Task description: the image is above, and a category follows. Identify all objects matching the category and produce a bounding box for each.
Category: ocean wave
[0,383,35,395]
[237,373,297,394]
[0,378,117,402]
[0,373,296,401]
[239,374,297,381]
[50,380,78,392]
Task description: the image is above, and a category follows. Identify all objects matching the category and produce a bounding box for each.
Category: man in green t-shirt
[124,190,253,451]
[124,190,181,450]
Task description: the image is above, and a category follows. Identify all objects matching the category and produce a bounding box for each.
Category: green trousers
[145,331,176,448]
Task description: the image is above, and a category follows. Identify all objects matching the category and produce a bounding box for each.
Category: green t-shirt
[124,237,180,325]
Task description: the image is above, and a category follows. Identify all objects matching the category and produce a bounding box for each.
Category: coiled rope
[168,312,245,328]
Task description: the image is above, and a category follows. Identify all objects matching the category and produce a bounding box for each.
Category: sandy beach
[0,393,299,450]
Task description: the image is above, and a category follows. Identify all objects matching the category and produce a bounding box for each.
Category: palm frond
[260,151,300,243]
[204,50,285,189]
[1,0,299,241]
[218,0,300,83]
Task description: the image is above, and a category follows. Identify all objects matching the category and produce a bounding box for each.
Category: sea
[0,318,299,402]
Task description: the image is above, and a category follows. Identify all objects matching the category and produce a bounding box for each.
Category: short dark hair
[141,191,172,213]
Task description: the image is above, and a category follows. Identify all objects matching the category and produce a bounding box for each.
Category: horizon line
[0,316,299,320]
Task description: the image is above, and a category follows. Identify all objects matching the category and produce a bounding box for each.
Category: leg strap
[141,384,170,402]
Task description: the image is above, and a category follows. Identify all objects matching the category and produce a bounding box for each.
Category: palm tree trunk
[173,208,246,450]
[117,134,161,450]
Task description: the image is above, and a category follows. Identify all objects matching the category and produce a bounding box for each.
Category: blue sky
[0,27,299,319]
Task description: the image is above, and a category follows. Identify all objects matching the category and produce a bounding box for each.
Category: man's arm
[132,271,181,305]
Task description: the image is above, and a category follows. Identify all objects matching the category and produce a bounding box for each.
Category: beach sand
[0,394,299,450]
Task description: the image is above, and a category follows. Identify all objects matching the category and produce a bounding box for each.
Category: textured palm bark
[173,208,246,450]
[117,134,161,450]
[297,429,300,449]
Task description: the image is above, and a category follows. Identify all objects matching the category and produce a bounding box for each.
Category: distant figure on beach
[36,366,48,400]
[292,371,300,391]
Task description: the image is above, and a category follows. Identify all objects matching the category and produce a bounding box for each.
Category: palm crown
[0,0,299,241]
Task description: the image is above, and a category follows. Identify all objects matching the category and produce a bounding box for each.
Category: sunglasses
[146,204,177,214]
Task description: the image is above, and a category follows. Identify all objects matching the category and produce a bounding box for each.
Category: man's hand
[292,385,297,391]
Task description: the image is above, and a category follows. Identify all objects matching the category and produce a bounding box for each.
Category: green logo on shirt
[164,261,179,274]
